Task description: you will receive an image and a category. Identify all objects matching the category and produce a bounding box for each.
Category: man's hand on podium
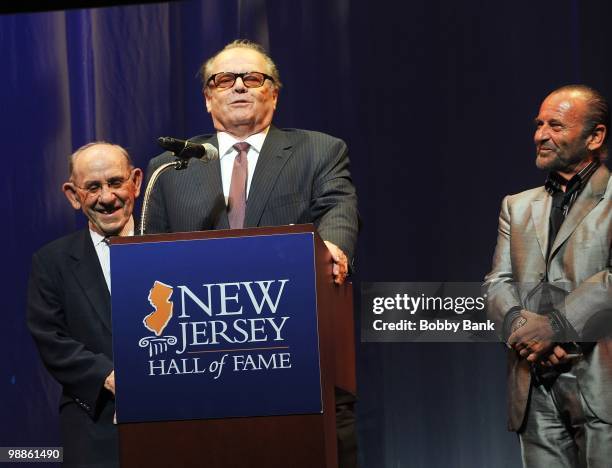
[104,370,115,395]
[324,241,348,285]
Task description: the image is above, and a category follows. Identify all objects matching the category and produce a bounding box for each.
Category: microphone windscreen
[202,143,219,161]
[157,137,185,154]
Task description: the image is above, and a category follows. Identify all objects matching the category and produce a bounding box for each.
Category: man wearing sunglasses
[27,142,143,467]
[145,40,359,467]
[145,39,358,286]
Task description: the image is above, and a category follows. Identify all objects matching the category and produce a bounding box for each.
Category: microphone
[157,137,219,162]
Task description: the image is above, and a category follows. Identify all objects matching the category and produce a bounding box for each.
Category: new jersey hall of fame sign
[110,232,322,423]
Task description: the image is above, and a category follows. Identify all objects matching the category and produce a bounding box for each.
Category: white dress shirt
[89,217,135,293]
[217,128,269,205]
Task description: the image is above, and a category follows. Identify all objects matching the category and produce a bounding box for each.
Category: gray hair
[198,39,282,94]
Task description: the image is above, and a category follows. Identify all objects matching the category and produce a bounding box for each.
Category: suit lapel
[550,165,610,258]
[192,134,229,229]
[530,189,550,260]
[244,127,293,227]
[69,229,112,332]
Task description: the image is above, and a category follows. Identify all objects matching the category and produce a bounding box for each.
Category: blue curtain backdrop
[2,1,610,466]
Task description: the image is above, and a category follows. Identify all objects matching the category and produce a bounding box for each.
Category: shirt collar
[89,228,108,247]
[217,126,269,159]
[88,216,135,245]
[544,160,600,196]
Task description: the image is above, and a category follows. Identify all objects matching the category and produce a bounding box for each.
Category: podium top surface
[111,223,317,245]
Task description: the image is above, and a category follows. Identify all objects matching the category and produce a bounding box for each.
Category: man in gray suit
[145,40,359,467]
[484,84,612,467]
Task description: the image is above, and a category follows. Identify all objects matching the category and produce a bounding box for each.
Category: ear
[587,124,606,151]
[204,88,212,114]
[272,86,279,111]
[62,182,82,210]
[132,168,144,198]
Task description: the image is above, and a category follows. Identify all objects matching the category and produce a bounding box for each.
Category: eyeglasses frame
[206,71,275,89]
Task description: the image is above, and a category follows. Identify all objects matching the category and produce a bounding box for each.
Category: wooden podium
[111,224,355,468]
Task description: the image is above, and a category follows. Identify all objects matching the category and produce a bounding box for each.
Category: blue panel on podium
[110,232,321,423]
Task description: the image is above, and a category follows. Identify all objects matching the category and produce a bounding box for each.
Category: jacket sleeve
[310,137,360,263]
[483,195,523,339]
[561,252,612,340]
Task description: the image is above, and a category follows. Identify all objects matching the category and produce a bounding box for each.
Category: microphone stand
[139,160,186,236]
[140,139,219,235]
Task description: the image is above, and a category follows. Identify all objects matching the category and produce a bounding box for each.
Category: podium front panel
[110,232,322,423]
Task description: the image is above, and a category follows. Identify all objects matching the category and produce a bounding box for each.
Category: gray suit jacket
[484,164,612,431]
[144,127,359,261]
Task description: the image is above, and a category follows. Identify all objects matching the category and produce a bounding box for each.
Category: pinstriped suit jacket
[144,126,359,261]
[484,164,612,431]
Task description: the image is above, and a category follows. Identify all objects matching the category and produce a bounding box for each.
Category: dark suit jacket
[144,127,359,261]
[27,229,118,467]
[484,164,612,431]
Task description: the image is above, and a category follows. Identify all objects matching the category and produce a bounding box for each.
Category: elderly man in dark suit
[27,142,143,467]
[484,84,612,467]
[145,40,359,467]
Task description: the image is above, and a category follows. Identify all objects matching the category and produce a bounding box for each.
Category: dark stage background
[2,1,610,466]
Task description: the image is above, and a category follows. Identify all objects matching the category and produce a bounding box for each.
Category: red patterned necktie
[228,142,250,229]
